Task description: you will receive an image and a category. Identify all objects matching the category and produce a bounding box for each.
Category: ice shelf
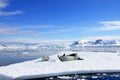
[0,51,120,80]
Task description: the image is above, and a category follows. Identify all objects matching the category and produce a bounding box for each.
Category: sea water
[0,50,58,66]
[38,73,120,80]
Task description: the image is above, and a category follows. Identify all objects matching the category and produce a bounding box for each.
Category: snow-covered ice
[0,51,120,80]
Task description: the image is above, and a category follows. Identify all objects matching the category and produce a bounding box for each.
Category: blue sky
[0,0,120,41]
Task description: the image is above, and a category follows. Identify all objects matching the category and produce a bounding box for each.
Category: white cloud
[0,10,23,16]
[23,25,54,29]
[99,21,120,26]
[0,27,17,34]
[0,0,23,16]
[98,21,120,31]
[0,25,73,36]
[0,27,34,35]
[0,26,52,36]
[99,25,120,31]
[0,0,8,9]
[82,36,120,40]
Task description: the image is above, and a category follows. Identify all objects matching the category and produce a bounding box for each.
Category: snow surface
[0,51,120,80]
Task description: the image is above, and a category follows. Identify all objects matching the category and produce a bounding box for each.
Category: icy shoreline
[0,51,120,80]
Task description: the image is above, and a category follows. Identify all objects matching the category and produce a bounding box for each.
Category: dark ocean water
[30,75,120,80]
[0,50,57,66]
[33,72,120,80]
[0,55,39,66]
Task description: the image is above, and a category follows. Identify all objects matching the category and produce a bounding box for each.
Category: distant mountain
[1,38,120,52]
[71,39,120,46]
[70,38,120,52]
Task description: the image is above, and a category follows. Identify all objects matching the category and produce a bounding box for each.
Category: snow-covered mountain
[71,39,120,46]
[70,39,120,52]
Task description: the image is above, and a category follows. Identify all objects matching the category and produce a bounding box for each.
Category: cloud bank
[83,36,120,40]
[98,21,120,31]
[0,25,66,36]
